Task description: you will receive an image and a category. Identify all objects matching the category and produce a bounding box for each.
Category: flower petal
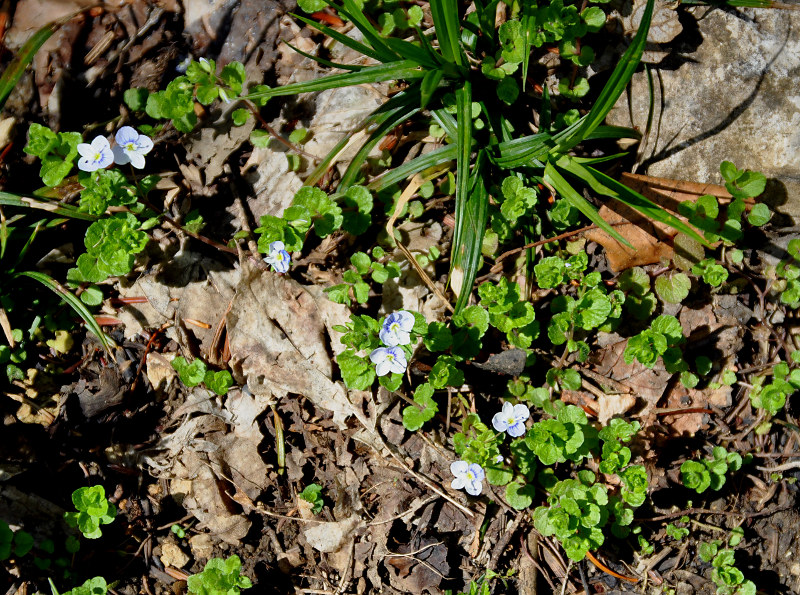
[468,464,485,481]
[451,476,467,491]
[492,412,509,432]
[97,149,114,169]
[369,348,388,364]
[465,478,482,496]
[450,461,468,476]
[78,156,98,172]
[135,134,154,154]
[269,240,285,252]
[115,126,139,146]
[507,421,526,438]
[397,310,415,331]
[90,135,110,152]
[77,143,94,158]
[379,327,399,347]
[112,145,130,166]
[513,404,531,423]
[128,151,146,169]
[375,360,391,377]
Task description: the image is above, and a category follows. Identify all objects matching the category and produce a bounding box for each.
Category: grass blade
[335,0,400,62]
[246,61,424,102]
[16,270,115,354]
[339,96,421,190]
[0,191,97,220]
[292,13,384,62]
[420,69,444,110]
[367,144,457,192]
[429,0,464,67]
[558,156,710,245]
[452,152,489,313]
[0,21,60,111]
[554,0,655,153]
[282,40,363,71]
[450,81,484,313]
[544,161,633,248]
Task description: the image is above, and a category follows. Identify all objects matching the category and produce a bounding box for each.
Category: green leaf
[555,0,655,152]
[204,370,233,395]
[0,18,60,112]
[747,203,771,226]
[299,484,324,514]
[17,271,115,355]
[172,356,207,386]
[505,481,535,510]
[123,88,149,111]
[544,162,631,248]
[338,350,376,390]
[654,272,691,304]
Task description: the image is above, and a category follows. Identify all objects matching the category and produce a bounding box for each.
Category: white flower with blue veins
[492,401,530,438]
[450,461,484,496]
[264,240,291,273]
[77,136,114,172]
[112,126,154,169]
[369,346,407,376]
[379,310,415,347]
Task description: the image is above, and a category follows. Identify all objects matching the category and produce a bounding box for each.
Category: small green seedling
[49,576,108,595]
[187,555,252,595]
[171,356,233,396]
[680,447,745,494]
[0,520,34,560]
[64,486,116,539]
[171,524,186,539]
[299,484,324,515]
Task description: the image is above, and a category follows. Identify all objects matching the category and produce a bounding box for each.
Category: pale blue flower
[492,401,530,438]
[450,461,484,496]
[112,126,154,169]
[369,346,407,376]
[379,310,415,347]
[264,240,291,273]
[77,136,113,172]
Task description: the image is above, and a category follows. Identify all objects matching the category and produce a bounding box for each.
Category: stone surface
[607,6,800,221]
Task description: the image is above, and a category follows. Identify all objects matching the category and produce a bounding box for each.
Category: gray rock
[607,6,800,221]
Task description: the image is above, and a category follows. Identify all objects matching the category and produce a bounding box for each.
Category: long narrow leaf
[558,157,710,245]
[246,61,424,101]
[339,99,422,190]
[0,20,61,111]
[452,152,489,313]
[429,0,464,66]
[383,37,439,69]
[431,108,458,140]
[306,86,424,187]
[544,162,632,248]
[450,81,481,313]
[555,0,655,153]
[367,144,457,192]
[0,191,97,220]
[335,0,400,62]
[17,271,115,354]
[283,40,363,71]
[292,13,384,62]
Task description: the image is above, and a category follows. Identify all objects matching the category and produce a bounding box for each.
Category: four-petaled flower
[369,346,407,377]
[77,136,114,172]
[112,126,154,169]
[379,310,415,347]
[450,461,484,496]
[491,401,530,438]
[264,240,291,273]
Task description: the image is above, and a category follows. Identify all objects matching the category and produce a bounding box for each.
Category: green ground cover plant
[0,0,797,592]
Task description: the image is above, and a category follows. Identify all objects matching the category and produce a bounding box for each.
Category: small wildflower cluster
[77,126,153,172]
[264,240,291,273]
[450,401,531,497]
[370,311,414,377]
